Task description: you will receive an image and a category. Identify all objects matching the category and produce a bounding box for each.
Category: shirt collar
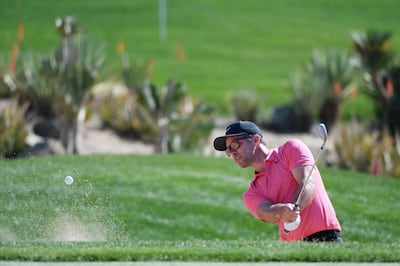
[253,148,277,177]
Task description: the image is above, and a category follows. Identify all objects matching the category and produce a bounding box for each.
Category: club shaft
[293,146,324,210]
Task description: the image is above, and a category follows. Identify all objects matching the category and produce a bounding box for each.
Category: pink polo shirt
[243,139,341,241]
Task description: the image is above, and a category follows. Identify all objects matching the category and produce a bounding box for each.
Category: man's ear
[251,134,261,154]
[253,134,261,144]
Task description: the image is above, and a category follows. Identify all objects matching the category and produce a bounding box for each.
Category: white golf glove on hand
[284,215,301,233]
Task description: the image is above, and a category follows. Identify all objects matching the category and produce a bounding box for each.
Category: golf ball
[64,175,74,185]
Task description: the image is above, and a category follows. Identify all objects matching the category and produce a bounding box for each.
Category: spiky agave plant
[118,54,215,153]
[0,101,28,158]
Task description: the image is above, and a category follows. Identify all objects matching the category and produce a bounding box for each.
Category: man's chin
[235,158,249,168]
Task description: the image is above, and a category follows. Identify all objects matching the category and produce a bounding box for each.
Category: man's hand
[276,203,299,223]
[257,202,299,223]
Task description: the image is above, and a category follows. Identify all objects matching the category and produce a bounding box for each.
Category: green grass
[1,241,399,262]
[1,0,400,115]
[1,154,399,262]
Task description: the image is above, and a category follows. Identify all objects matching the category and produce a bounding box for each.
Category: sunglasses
[225,134,253,156]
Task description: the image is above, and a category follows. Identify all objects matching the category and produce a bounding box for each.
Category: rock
[33,119,60,139]
[263,105,312,133]
[17,139,65,158]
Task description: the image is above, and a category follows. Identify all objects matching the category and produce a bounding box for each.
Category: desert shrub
[350,30,399,133]
[333,120,400,178]
[289,49,356,132]
[0,57,12,98]
[385,63,400,135]
[4,17,105,154]
[97,79,215,154]
[228,89,260,122]
[9,52,60,118]
[112,50,215,154]
[97,84,157,142]
[0,101,28,158]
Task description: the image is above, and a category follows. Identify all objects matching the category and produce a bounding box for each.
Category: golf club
[284,123,328,233]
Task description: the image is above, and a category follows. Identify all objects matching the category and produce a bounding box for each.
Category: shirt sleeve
[243,185,266,220]
[283,139,314,170]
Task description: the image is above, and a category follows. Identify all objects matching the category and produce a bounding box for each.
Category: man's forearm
[293,178,315,212]
[292,166,316,212]
[257,202,284,223]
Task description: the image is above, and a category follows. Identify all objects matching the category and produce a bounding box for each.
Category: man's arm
[292,165,316,211]
[256,165,316,223]
[256,201,298,223]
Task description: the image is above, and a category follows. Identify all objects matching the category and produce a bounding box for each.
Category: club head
[312,123,328,148]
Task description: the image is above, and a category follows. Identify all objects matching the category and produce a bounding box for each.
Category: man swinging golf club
[213,121,342,242]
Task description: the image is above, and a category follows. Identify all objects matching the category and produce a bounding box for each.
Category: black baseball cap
[213,121,263,151]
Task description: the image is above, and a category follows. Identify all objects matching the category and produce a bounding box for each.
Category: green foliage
[329,31,400,173]
[351,30,394,74]
[53,16,106,123]
[0,56,12,98]
[9,52,59,117]
[228,89,260,122]
[386,63,400,133]
[0,101,28,158]
[3,16,106,154]
[333,120,400,178]
[99,53,215,154]
[59,35,106,111]
[97,86,158,141]
[6,17,105,119]
[98,77,215,154]
[289,49,356,131]
[168,99,215,153]
[350,30,395,129]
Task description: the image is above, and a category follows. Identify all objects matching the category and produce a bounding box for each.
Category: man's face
[225,135,255,168]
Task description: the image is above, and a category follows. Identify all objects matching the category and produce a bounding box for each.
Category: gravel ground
[78,117,325,157]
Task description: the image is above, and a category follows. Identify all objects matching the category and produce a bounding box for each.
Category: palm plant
[0,56,12,98]
[56,35,105,154]
[5,16,105,154]
[12,53,60,118]
[386,64,400,135]
[351,30,394,130]
[0,101,28,158]
[118,53,215,153]
[229,89,260,122]
[290,49,356,131]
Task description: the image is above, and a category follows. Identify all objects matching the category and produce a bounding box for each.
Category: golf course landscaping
[1,0,400,115]
[1,0,400,264]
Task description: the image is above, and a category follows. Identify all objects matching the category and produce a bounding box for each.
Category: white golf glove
[284,215,301,233]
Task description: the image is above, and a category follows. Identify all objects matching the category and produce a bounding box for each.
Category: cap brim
[213,133,248,151]
[213,136,228,151]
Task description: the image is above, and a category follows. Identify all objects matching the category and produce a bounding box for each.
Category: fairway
[1,262,398,266]
[1,154,399,262]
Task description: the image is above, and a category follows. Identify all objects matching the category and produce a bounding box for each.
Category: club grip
[284,204,300,234]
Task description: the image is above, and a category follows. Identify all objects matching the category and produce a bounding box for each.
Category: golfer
[213,121,342,242]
